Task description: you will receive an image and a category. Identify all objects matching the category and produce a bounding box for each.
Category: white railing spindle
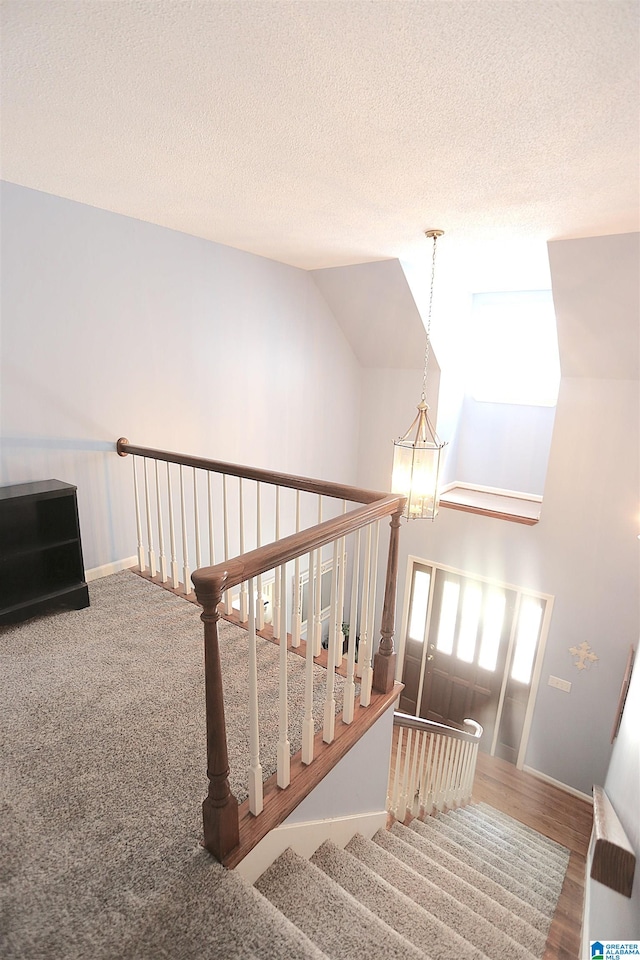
[247,577,264,816]
[292,491,302,648]
[193,469,202,572]
[239,479,248,622]
[207,472,215,566]
[342,528,360,724]
[313,498,323,657]
[323,539,339,744]
[155,460,167,582]
[358,524,373,705]
[273,488,281,640]
[179,464,190,596]
[256,482,264,630]
[132,456,145,572]
[223,475,232,615]
[276,562,290,788]
[302,549,315,765]
[143,458,156,578]
[166,463,179,589]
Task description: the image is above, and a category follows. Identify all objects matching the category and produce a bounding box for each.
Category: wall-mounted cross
[569,641,599,671]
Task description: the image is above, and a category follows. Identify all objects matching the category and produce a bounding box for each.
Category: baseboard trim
[86,557,137,582]
[523,765,593,804]
[234,810,388,885]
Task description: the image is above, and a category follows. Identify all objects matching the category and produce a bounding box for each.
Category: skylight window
[469,291,560,406]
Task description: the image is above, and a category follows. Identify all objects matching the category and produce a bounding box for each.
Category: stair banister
[118,438,407,863]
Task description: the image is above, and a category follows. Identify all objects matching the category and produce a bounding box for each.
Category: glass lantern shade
[392,401,447,520]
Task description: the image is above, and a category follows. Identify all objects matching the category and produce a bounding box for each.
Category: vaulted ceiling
[1,0,638,290]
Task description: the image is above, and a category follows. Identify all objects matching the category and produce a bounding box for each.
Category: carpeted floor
[0,570,344,959]
[1,570,570,960]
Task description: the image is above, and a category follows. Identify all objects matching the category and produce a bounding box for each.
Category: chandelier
[391,230,448,520]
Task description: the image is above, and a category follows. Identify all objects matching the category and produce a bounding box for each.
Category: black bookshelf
[0,480,90,625]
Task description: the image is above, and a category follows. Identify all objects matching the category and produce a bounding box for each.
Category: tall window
[469,290,561,407]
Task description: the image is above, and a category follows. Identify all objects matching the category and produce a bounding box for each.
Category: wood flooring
[468,752,592,960]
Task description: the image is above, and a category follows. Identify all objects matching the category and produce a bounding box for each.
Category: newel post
[373,508,403,694]
[191,570,239,861]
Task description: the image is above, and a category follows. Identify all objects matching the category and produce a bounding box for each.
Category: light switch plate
[548,675,572,693]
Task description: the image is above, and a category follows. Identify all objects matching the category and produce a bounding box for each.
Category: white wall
[0,182,362,570]
[358,233,639,796]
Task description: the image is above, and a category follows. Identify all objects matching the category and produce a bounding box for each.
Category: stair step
[378,827,547,956]
[390,820,550,935]
[475,802,572,860]
[410,814,559,913]
[310,839,488,960]
[255,846,428,960]
[347,832,539,960]
[439,808,568,877]
[108,849,331,960]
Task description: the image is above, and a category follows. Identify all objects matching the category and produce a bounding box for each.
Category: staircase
[245,802,569,960]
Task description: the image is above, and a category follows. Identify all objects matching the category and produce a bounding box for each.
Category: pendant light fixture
[392,229,448,520]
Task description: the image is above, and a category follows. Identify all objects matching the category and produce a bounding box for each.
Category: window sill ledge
[439,483,541,525]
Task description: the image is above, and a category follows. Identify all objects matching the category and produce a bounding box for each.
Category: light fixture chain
[421,232,438,401]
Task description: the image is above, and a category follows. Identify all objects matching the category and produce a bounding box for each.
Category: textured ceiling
[1,0,638,277]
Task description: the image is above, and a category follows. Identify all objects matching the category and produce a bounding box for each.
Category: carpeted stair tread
[411,811,559,909]
[444,806,568,865]
[346,833,538,960]
[474,802,571,860]
[378,827,546,955]
[390,821,551,935]
[310,839,489,960]
[408,816,556,917]
[255,847,428,960]
[439,809,568,877]
[104,850,332,960]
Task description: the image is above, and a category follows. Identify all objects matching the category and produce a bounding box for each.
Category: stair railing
[388,711,483,822]
[117,439,405,862]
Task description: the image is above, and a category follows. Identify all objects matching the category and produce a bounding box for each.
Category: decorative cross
[569,641,599,671]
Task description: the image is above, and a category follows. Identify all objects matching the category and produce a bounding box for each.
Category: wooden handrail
[393,710,483,744]
[116,438,395,506]
[591,784,636,898]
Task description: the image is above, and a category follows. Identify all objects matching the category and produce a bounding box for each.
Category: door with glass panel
[400,560,550,764]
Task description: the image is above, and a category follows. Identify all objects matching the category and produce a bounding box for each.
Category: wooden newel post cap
[191,570,227,609]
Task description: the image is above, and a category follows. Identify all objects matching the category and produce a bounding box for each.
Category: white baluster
[334,500,347,668]
[207,472,215,566]
[436,737,452,811]
[361,520,379,704]
[273,487,281,639]
[132,456,145,572]
[399,728,413,821]
[389,725,403,817]
[446,739,461,807]
[461,740,474,804]
[167,463,179,589]
[179,465,190,596]
[223,475,232,615]
[155,461,167,582]
[239,479,248,622]
[302,549,315,765]
[358,524,372,705]
[292,491,302,648]
[323,540,339,744]
[430,734,445,813]
[256,482,264,630]
[419,731,435,813]
[415,728,428,816]
[313,498,323,656]
[193,469,201,572]
[143,458,156,578]
[469,739,480,800]
[247,577,264,815]
[276,562,290,788]
[342,529,360,724]
[408,728,421,817]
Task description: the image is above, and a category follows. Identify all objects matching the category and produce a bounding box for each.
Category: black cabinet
[0,479,90,625]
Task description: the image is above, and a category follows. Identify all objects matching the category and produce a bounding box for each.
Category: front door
[400,560,550,764]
